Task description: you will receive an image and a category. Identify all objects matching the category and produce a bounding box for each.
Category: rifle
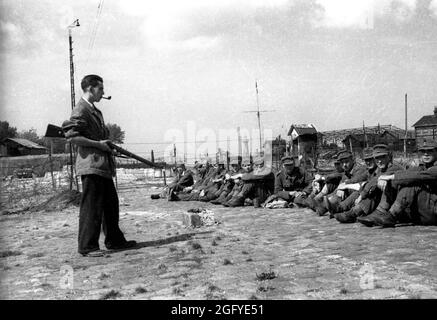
[45,124,164,169]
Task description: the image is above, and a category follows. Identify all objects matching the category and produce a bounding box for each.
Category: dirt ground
[0,185,436,300]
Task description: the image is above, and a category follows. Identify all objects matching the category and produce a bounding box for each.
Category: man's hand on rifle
[99,140,115,153]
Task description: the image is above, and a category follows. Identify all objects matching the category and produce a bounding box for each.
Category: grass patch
[28,252,45,258]
[0,250,22,258]
[211,240,218,246]
[340,288,348,294]
[135,286,148,294]
[190,241,202,250]
[246,258,253,262]
[100,290,122,300]
[97,272,110,280]
[214,236,222,241]
[173,287,183,295]
[223,259,233,265]
[257,286,275,292]
[256,270,277,281]
[158,263,168,272]
[242,250,249,255]
[169,245,178,252]
[249,294,259,300]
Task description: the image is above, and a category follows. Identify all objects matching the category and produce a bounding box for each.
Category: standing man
[62,74,136,257]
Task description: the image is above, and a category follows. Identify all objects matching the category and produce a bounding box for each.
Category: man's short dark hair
[81,74,103,91]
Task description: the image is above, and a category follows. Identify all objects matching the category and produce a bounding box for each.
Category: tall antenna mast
[243,80,276,156]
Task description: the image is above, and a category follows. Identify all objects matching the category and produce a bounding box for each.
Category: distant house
[320,124,415,153]
[0,138,47,157]
[413,106,437,145]
[342,130,416,153]
[287,124,318,168]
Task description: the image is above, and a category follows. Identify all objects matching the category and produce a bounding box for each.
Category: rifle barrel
[108,142,163,168]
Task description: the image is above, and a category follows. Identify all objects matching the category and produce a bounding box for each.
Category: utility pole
[243,80,276,156]
[68,19,80,191]
[404,93,408,157]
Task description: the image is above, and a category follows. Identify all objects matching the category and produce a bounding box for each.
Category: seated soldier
[167,163,194,201]
[312,150,367,216]
[224,157,275,207]
[263,155,312,207]
[178,160,216,201]
[198,161,227,202]
[357,140,437,227]
[209,158,243,204]
[151,162,193,200]
[295,153,344,209]
[324,147,377,217]
[215,161,253,205]
[335,144,404,223]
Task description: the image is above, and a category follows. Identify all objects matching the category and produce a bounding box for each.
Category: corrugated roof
[5,138,47,149]
[413,115,437,127]
[288,124,317,136]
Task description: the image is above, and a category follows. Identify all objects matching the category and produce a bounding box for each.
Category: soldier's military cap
[362,147,374,160]
[336,150,353,161]
[372,144,390,157]
[418,140,437,151]
[281,155,296,165]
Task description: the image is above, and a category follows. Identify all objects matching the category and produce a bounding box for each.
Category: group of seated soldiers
[153,140,437,228]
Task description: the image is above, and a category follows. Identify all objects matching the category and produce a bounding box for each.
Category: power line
[84,0,104,70]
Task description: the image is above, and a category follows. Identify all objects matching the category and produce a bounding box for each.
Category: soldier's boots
[168,191,180,202]
[293,196,308,208]
[314,197,329,216]
[226,196,245,207]
[335,210,358,223]
[357,209,397,228]
[323,196,341,218]
[305,197,318,211]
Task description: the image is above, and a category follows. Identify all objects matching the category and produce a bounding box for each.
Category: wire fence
[0,154,175,211]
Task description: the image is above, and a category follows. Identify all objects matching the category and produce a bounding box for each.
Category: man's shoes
[357,209,396,228]
[293,196,307,208]
[371,210,397,227]
[305,197,318,211]
[316,205,328,216]
[227,196,245,208]
[324,196,340,216]
[106,240,137,251]
[314,199,328,216]
[80,249,106,257]
[335,210,358,223]
[168,191,179,202]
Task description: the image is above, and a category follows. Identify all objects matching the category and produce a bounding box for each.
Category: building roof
[3,138,47,149]
[287,124,317,136]
[412,115,437,127]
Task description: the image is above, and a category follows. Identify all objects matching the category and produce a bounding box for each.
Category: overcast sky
[1,0,437,159]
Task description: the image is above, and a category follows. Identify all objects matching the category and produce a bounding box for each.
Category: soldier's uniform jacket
[62,98,115,179]
[360,163,404,199]
[392,162,437,188]
[341,163,368,184]
[169,170,194,189]
[274,167,312,195]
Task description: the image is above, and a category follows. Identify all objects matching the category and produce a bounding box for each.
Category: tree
[106,123,125,144]
[0,121,17,141]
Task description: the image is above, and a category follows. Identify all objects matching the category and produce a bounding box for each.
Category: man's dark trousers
[79,174,127,254]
